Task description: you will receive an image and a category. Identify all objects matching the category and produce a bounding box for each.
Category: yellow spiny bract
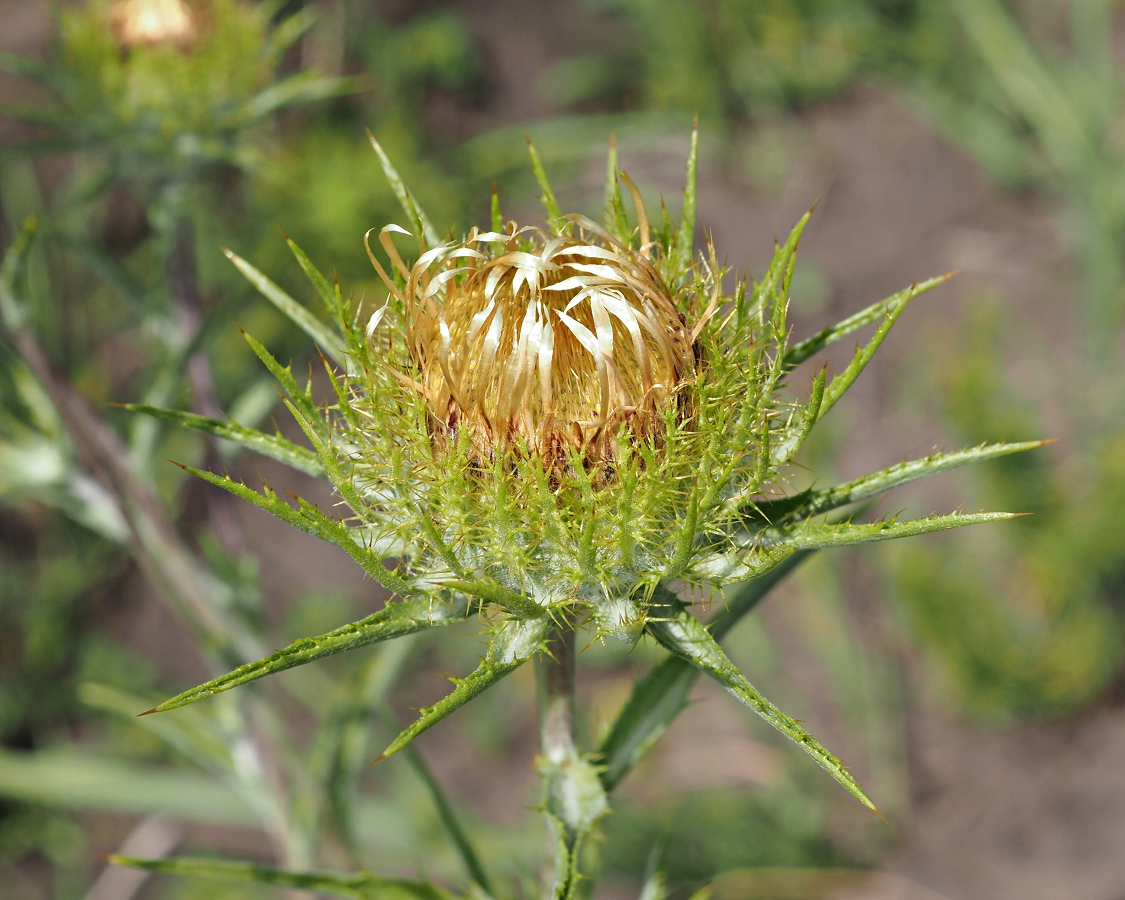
[369,218,695,472]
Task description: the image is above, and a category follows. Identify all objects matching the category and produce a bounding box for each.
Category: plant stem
[539,619,577,766]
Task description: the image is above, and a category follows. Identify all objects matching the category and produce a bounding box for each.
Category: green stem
[536,616,607,900]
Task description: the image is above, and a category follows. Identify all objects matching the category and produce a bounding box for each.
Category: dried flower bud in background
[110,0,196,49]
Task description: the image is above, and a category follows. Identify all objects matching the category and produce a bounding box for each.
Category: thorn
[370,754,387,766]
[138,707,159,717]
[871,805,888,824]
[169,460,189,471]
[278,227,290,241]
[807,197,821,215]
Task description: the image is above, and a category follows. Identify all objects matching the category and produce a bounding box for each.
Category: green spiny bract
[133,130,1036,811]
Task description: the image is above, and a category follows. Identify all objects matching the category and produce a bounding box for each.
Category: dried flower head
[110,0,196,49]
[376,221,694,471]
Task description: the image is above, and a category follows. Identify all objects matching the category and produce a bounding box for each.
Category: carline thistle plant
[122,130,1038,897]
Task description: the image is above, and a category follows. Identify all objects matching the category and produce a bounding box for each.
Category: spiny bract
[133,130,1034,812]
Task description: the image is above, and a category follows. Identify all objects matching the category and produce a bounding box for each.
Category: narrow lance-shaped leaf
[110,856,457,900]
[380,616,552,760]
[123,405,325,477]
[695,510,1020,584]
[817,288,913,420]
[597,555,808,792]
[645,589,878,812]
[285,236,346,322]
[674,120,699,273]
[527,134,563,226]
[367,131,440,247]
[226,249,347,366]
[174,463,419,597]
[239,328,326,437]
[145,595,472,714]
[783,274,951,371]
[746,441,1045,526]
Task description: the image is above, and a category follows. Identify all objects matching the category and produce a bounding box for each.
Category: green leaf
[697,511,1019,583]
[367,132,440,247]
[770,365,825,466]
[147,595,471,713]
[225,249,347,365]
[173,463,422,597]
[242,71,358,121]
[817,289,912,420]
[0,748,256,825]
[286,236,346,321]
[597,555,808,792]
[123,405,325,477]
[783,275,951,371]
[674,120,699,272]
[646,589,878,812]
[110,856,457,900]
[380,616,552,759]
[747,442,1044,526]
[526,134,563,225]
[239,329,324,432]
[0,216,36,330]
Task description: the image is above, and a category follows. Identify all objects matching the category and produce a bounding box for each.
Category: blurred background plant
[3,0,1125,898]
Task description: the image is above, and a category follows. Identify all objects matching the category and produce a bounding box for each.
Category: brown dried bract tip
[110,0,196,49]
[369,217,694,472]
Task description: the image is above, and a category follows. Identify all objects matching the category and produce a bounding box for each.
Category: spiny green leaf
[380,616,552,759]
[603,136,630,242]
[226,248,347,366]
[175,464,418,597]
[770,365,826,467]
[697,510,1019,583]
[597,556,808,792]
[286,236,345,321]
[674,120,699,273]
[146,596,471,714]
[239,329,325,435]
[783,274,951,371]
[109,856,457,900]
[367,132,440,247]
[748,441,1045,526]
[646,590,878,812]
[123,405,325,477]
[817,291,912,420]
[526,134,563,225]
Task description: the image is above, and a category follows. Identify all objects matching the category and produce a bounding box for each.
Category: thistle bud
[110,0,196,49]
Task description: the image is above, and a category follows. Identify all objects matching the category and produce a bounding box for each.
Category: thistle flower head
[144,131,1029,818]
[387,220,693,471]
[110,0,196,49]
